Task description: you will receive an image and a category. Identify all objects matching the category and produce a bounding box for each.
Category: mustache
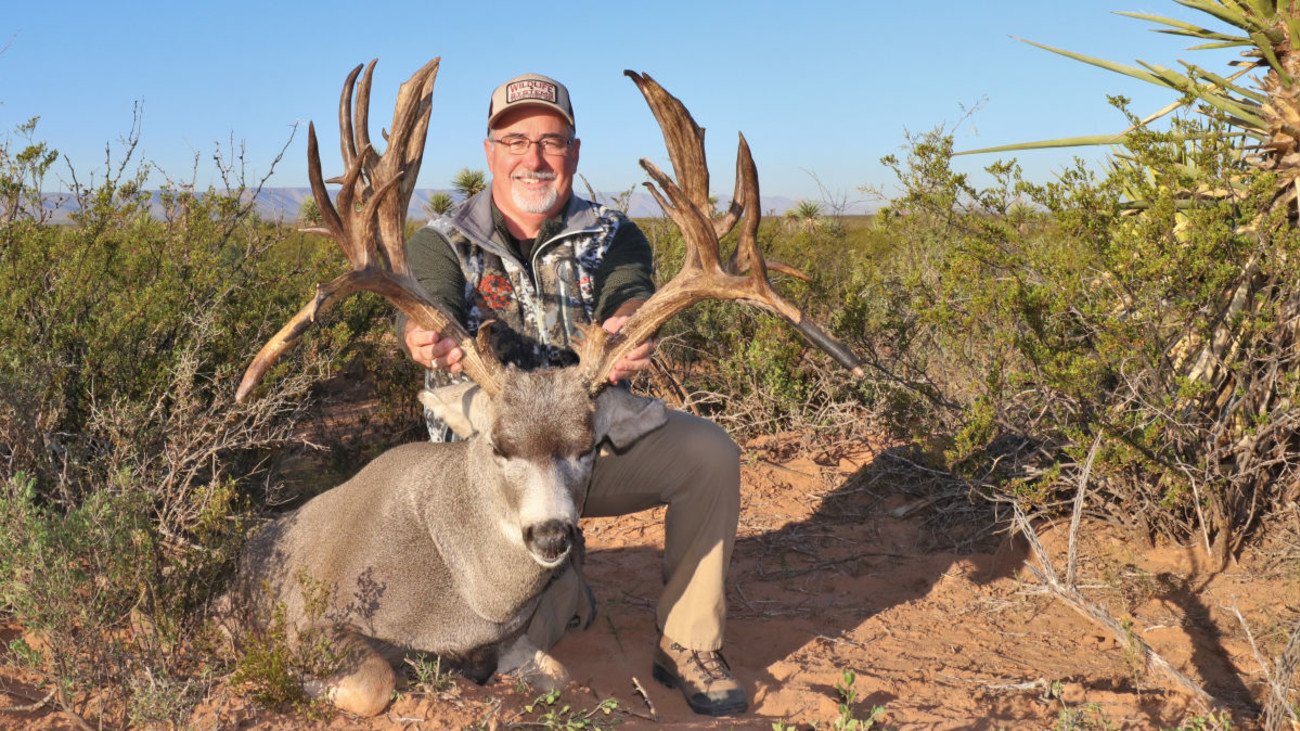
[511,169,557,181]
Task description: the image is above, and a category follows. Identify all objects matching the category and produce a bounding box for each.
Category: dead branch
[1234,600,1300,731]
[1011,504,1222,713]
[0,687,55,713]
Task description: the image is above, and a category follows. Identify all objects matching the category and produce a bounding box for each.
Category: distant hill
[241,188,869,221]
[35,187,874,224]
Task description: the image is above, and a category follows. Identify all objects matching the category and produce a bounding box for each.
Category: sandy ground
[2,434,1297,730]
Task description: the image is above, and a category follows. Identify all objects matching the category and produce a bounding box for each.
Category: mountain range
[245,187,818,221]
[34,187,872,224]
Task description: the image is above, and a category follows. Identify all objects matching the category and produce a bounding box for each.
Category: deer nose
[524,520,574,566]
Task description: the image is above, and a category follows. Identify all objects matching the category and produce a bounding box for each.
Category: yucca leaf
[1191,91,1268,127]
[1243,0,1278,22]
[1015,38,1166,86]
[958,135,1131,156]
[1150,27,1253,42]
[959,128,1251,156]
[1221,115,1270,138]
[1115,10,1249,42]
[1136,60,1204,92]
[1251,31,1297,86]
[1187,65,1268,103]
[1287,16,1300,51]
[1136,60,1267,124]
[1185,39,1258,50]
[1219,0,1272,29]
[1173,0,1255,31]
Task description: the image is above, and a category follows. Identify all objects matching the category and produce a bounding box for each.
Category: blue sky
[1,1,1237,211]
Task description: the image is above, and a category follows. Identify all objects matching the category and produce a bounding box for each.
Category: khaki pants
[527,409,741,652]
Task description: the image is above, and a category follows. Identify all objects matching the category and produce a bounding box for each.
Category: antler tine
[338,63,365,176]
[580,71,864,391]
[304,122,347,245]
[372,57,439,275]
[711,133,751,245]
[351,60,380,179]
[721,134,811,283]
[727,132,764,279]
[237,58,505,404]
[628,71,711,214]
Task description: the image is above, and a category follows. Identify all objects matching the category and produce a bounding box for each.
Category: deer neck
[417,439,554,624]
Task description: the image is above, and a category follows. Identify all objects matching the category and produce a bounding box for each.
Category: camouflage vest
[421,195,629,442]
[429,196,628,368]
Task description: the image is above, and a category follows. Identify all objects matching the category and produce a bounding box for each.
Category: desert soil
[2,433,1297,730]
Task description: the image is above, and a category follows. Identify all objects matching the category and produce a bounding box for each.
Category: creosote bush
[857,111,1299,560]
[642,212,884,444]
[0,117,400,726]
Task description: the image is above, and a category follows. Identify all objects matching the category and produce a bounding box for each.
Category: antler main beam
[236,58,504,403]
[580,71,864,391]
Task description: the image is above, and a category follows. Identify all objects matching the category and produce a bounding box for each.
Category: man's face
[485,106,580,222]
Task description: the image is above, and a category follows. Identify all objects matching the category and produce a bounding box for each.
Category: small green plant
[297,195,322,225]
[229,571,340,714]
[1166,711,1234,731]
[519,688,621,729]
[830,669,885,731]
[404,652,455,694]
[1053,702,1117,731]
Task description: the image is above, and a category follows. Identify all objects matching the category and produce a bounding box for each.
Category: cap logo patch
[506,79,557,105]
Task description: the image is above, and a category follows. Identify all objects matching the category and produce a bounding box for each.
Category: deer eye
[490,433,517,460]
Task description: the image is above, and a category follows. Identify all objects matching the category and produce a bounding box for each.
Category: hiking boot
[651,636,748,716]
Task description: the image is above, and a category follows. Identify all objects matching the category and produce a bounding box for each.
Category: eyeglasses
[489,135,573,156]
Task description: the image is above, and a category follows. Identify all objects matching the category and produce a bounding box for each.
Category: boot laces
[674,643,733,682]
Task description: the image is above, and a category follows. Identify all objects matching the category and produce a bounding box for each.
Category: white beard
[511,170,559,214]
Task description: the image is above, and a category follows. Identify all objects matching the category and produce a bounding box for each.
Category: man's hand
[601,313,654,384]
[403,318,464,374]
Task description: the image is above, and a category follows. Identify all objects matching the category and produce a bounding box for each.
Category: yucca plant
[450,167,487,199]
[972,1,1300,205]
[786,199,826,233]
[422,190,455,218]
[959,1,1300,564]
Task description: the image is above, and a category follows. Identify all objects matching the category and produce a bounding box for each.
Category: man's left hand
[601,313,655,384]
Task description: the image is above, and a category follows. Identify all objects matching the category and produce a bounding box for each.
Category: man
[396,72,747,717]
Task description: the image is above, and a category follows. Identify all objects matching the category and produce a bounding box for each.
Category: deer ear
[592,388,667,451]
[419,382,492,439]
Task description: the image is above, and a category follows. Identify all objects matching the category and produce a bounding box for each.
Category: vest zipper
[528,227,601,347]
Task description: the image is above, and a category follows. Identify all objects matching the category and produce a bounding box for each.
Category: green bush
[0,117,398,725]
[640,215,878,442]
[862,114,1300,556]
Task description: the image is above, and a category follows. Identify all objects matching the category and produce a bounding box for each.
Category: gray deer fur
[221,367,666,716]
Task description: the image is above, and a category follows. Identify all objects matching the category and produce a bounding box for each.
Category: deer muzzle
[524,520,575,568]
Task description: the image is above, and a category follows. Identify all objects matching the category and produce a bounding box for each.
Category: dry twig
[1011,504,1222,713]
[1234,600,1300,731]
[631,675,657,721]
[0,687,55,713]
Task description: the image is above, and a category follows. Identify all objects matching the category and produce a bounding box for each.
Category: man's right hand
[403,319,465,374]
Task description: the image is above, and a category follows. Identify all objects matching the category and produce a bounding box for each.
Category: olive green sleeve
[393,226,467,356]
[592,219,656,323]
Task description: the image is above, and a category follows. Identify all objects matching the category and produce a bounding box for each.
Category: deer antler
[578,71,865,391]
[236,58,505,403]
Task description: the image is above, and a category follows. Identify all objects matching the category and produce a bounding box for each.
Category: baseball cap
[487,73,575,130]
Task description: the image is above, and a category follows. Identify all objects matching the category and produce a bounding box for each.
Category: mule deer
[225,57,863,717]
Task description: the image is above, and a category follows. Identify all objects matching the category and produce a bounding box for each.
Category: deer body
[227,369,599,715]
